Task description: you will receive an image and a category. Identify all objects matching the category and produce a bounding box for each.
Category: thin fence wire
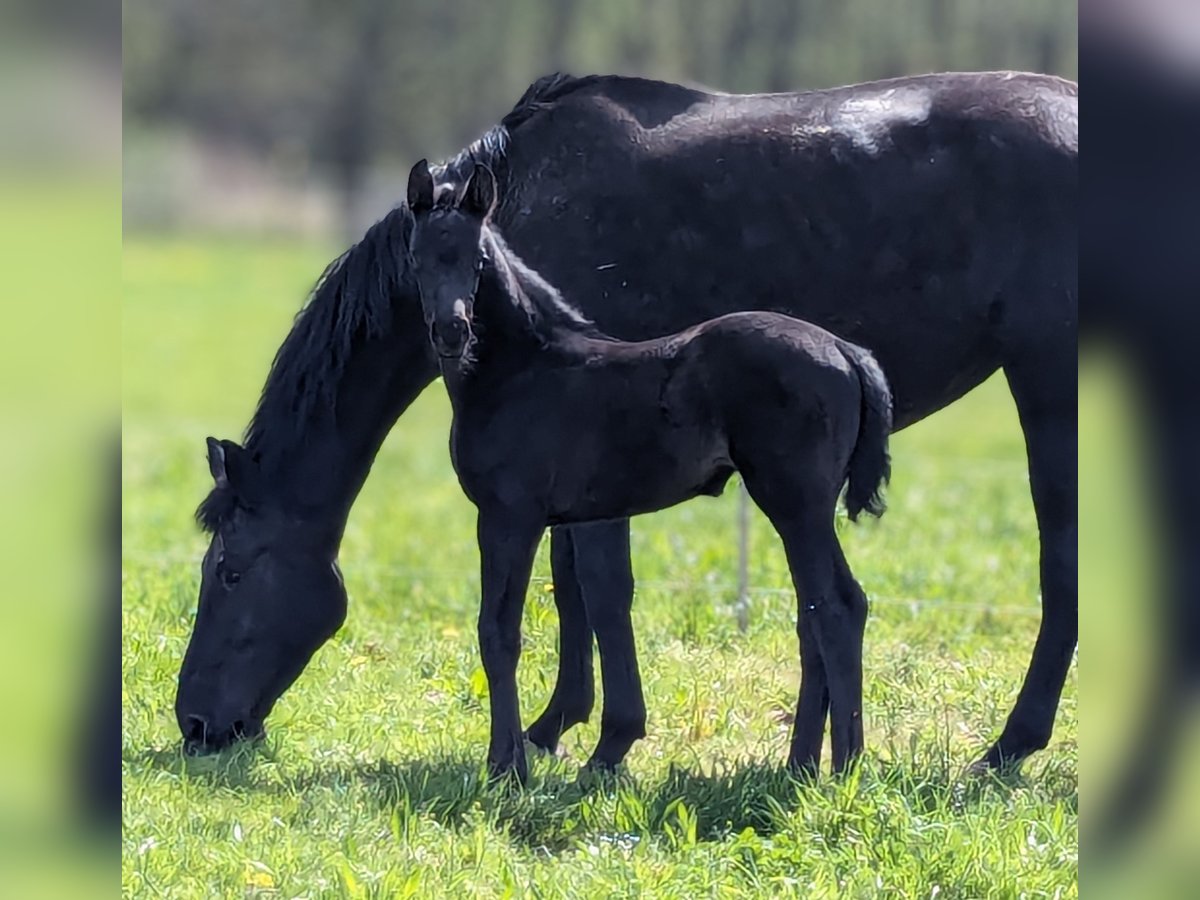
[735,481,751,632]
[122,548,1042,618]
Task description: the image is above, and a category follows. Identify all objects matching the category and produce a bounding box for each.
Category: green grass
[122,237,1078,898]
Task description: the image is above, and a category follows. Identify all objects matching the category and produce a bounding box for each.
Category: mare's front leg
[476,509,543,783]
[572,519,647,770]
[525,526,596,753]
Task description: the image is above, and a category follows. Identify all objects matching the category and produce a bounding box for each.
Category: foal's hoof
[963,754,1024,781]
[524,733,570,760]
[486,765,528,790]
[785,759,821,782]
[963,757,993,778]
[486,752,529,788]
[523,722,562,754]
[964,740,1031,779]
[575,758,627,791]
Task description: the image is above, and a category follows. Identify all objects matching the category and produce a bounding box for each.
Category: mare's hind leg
[978,349,1077,769]
[572,519,647,771]
[525,526,596,753]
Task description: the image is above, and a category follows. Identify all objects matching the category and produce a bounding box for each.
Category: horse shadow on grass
[127,742,1077,852]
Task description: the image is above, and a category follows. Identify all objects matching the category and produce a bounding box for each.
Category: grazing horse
[405,160,892,780]
[176,72,1076,775]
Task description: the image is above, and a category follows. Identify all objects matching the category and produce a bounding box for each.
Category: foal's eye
[438,248,459,266]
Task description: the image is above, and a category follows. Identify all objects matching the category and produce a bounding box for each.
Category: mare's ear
[462,164,497,219]
[407,159,435,213]
[206,437,251,491]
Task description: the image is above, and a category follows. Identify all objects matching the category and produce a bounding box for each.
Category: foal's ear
[407,159,435,213]
[206,437,250,491]
[462,164,497,219]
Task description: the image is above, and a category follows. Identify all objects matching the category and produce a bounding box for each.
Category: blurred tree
[123,0,1077,235]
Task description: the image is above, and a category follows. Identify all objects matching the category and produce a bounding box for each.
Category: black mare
[405,160,893,780]
[177,71,1077,774]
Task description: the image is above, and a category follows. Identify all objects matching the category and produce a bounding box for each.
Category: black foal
[406,160,892,782]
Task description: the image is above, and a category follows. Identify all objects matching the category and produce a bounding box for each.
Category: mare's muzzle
[177,704,266,755]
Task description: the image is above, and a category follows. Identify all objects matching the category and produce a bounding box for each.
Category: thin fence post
[735,479,750,633]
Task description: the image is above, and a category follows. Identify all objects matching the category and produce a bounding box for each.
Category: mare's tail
[838,340,893,521]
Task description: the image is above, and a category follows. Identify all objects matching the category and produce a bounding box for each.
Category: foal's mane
[480,225,600,345]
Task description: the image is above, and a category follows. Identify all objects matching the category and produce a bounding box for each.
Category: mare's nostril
[183,714,209,745]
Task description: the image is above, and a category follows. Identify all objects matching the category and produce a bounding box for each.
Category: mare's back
[494,72,1076,424]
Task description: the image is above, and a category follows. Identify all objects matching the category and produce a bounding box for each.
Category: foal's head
[406,159,496,360]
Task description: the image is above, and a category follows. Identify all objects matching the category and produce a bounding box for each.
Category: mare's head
[405,159,496,360]
[175,438,348,753]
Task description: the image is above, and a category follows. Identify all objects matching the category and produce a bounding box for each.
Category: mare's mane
[195,204,413,531]
[196,72,595,531]
[437,72,596,187]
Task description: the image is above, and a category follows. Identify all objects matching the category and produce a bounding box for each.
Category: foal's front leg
[476,509,543,783]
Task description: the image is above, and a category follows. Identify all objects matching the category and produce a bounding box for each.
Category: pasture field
[122,238,1077,898]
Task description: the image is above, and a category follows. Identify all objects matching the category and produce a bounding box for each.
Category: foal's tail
[838,341,893,521]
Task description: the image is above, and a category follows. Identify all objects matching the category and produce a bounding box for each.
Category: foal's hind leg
[743,471,863,774]
[790,616,830,776]
[829,545,869,769]
[777,520,866,773]
[525,526,596,753]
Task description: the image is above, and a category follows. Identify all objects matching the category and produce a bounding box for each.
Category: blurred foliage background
[123,0,1077,239]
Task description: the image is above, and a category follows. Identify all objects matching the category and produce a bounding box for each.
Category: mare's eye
[215,553,241,589]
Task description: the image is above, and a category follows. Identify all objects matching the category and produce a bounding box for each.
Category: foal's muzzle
[432,309,472,358]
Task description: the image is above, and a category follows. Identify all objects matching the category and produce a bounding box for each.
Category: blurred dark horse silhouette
[176,71,1077,775]
[405,159,891,780]
[1084,22,1200,852]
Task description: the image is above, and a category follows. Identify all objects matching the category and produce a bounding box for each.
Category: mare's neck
[249,304,436,552]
